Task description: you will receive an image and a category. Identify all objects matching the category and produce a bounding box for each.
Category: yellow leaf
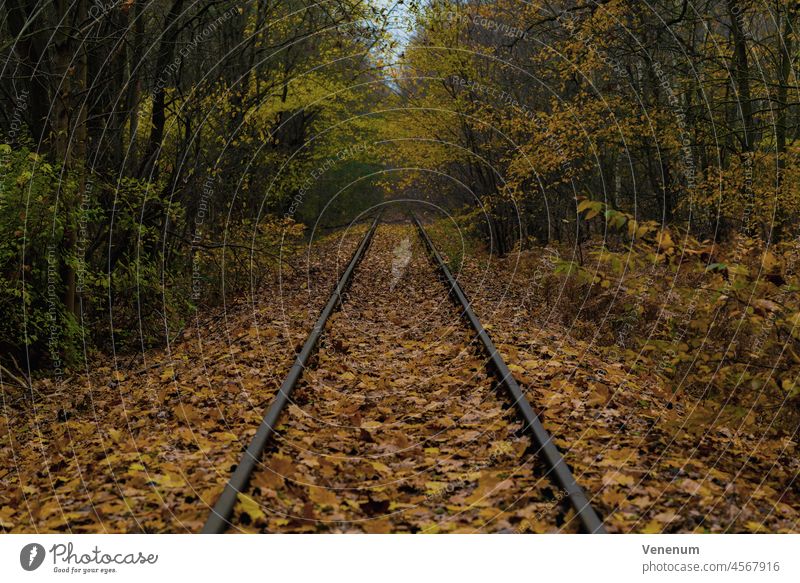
[602,471,635,487]
[0,507,15,529]
[155,473,186,488]
[642,520,663,534]
[658,230,674,250]
[762,250,779,271]
[370,461,391,473]
[237,494,265,522]
[652,511,680,523]
[308,487,338,508]
[425,481,448,495]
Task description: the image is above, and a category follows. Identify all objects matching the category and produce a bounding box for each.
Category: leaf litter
[3,220,794,533]
[235,225,570,533]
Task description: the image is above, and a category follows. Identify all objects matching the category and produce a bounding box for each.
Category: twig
[166,229,299,272]
[0,363,30,392]
[131,360,177,377]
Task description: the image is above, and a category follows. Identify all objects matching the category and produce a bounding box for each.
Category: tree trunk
[774,3,796,241]
[140,0,185,180]
[51,0,89,317]
[727,0,754,152]
[5,0,52,146]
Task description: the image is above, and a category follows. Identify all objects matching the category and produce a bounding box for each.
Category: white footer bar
[1,534,797,582]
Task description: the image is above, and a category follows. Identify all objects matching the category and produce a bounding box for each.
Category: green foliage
[296,160,385,228]
[0,0,389,380]
[0,144,80,368]
[0,143,307,373]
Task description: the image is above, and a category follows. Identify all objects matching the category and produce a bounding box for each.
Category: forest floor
[1,221,798,533]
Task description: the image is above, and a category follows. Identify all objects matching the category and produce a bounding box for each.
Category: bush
[1,143,304,379]
[0,144,79,371]
[551,200,800,430]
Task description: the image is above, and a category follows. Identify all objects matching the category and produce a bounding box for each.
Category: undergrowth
[443,202,800,434]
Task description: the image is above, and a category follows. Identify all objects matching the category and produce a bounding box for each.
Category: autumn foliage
[1,1,799,534]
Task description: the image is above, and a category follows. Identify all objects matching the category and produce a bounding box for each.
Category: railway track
[203,210,605,534]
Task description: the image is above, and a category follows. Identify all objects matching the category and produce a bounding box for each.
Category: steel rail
[202,213,382,533]
[410,212,606,534]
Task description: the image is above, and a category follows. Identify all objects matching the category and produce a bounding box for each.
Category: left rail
[202,213,382,533]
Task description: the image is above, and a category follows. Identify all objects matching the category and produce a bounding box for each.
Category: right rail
[411,211,606,534]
